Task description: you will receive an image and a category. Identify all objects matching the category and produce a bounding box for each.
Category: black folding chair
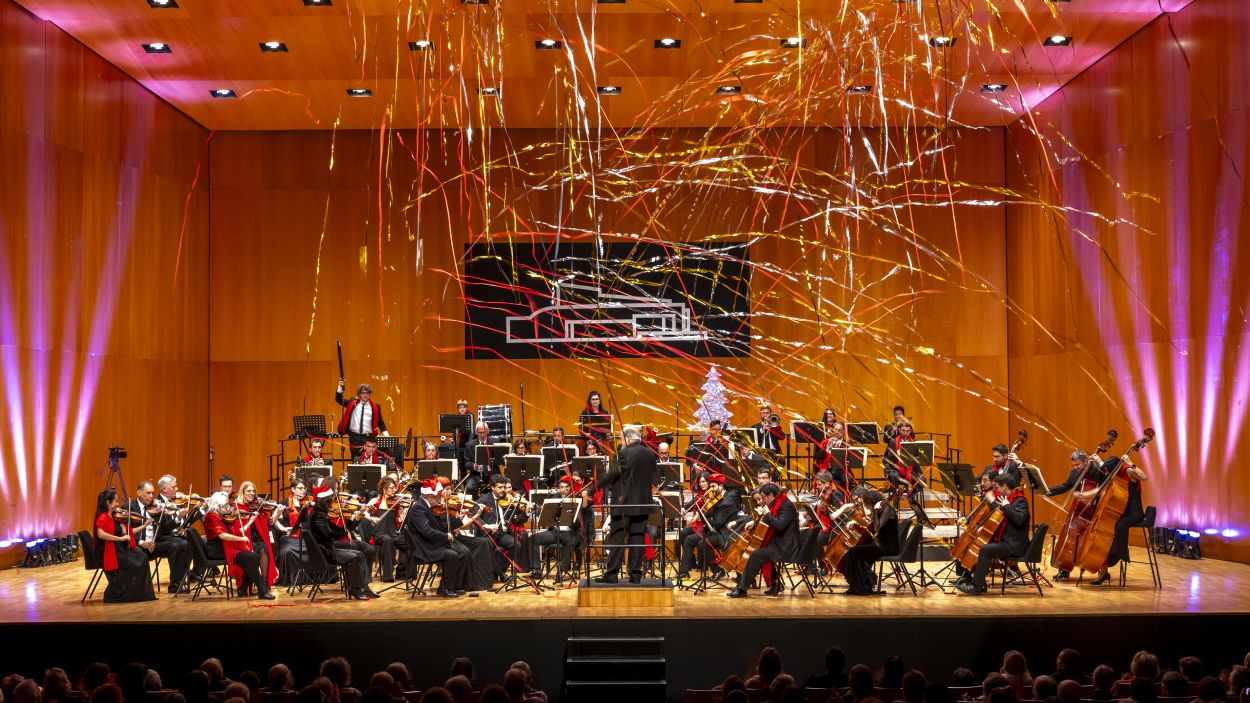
[1122,506,1162,588]
[878,519,923,595]
[780,529,822,598]
[400,531,440,598]
[78,530,104,603]
[184,530,232,601]
[299,531,346,602]
[998,523,1049,596]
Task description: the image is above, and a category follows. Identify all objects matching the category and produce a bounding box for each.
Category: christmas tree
[692,365,734,429]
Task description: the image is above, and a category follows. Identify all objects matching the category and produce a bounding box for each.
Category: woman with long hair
[93,488,156,603]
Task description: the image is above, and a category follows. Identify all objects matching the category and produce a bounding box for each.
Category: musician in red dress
[203,492,276,600]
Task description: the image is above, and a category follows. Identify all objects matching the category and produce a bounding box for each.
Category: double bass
[950,430,1027,571]
[1050,429,1117,573]
[1072,428,1155,573]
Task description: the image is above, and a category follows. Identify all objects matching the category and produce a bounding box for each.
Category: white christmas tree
[692,365,734,429]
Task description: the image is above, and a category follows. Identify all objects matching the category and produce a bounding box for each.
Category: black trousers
[972,541,1016,590]
[373,532,400,581]
[679,528,730,573]
[152,535,190,586]
[438,540,471,591]
[737,542,787,591]
[603,512,649,578]
[1106,507,1145,568]
[331,542,372,591]
[488,531,519,577]
[231,549,270,596]
[843,542,883,594]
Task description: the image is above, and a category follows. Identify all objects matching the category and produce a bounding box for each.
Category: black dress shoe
[628,574,642,585]
[955,581,981,595]
[593,574,619,584]
[436,588,460,598]
[348,591,369,601]
[764,582,783,597]
[258,592,276,601]
[1053,569,1071,581]
[727,588,748,598]
[364,588,382,599]
[1090,572,1111,586]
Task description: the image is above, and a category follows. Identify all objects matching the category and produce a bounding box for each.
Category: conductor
[586,426,656,584]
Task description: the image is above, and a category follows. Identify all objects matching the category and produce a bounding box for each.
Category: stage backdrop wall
[0,0,209,539]
[206,126,1009,492]
[1006,0,1250,561]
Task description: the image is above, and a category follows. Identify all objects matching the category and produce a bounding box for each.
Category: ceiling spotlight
[142,42,172,53]
[346,88,372,97]
[597,85,622,95]
[1043,35,1073,46]
[210,88,236,98]
[927,36,956,47]
[409,40,433,51]
[536,39,562,50]
[146,0,179,8]
[980,83,1008,93]
[260,41,288,52]
[780,37,805,49]
[847,85,872,94]
[302,0,331,5]
[716,85,742,95]
[654,38,681,49]
[479,87,500,96]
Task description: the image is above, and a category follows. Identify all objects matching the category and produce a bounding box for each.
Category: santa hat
[708,473,727,485]
[312,486,334,500]
[420,478,444,496]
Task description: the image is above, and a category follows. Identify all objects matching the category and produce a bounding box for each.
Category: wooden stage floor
[3,547,1247,624]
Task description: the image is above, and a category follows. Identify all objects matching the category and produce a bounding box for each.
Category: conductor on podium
[587,426,656,584]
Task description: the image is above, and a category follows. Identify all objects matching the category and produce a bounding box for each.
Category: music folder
[846,422,880,445]
[417,459,456,481]
[900,440,935,467]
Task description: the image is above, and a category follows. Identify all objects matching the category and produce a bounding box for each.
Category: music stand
[505,455,542,488]
[1022,464,1050,494]
[292,415,328,438]
[571,456,607,483]
[900,441,935,467]
[735,427,760,446]
[475,444,510,472]
[375,436,405,472]
[826,447,867,483]
[440,413,473,446]
[542,445,579,476]
[293,462,333,488]
[657,461,683,487]
[344,464,383,495]
[417,459,456,481]
[791,422,825,445]
[846,422,880,445]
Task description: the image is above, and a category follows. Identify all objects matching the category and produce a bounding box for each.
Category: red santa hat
[708,473,727,485]
[312,486,334,500]
[420,478,444,496]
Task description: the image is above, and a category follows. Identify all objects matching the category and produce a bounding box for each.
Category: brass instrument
[768,414,781,428]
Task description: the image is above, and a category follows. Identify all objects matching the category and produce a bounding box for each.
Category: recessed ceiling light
[302,0,331,5]
[409,40,433,51]
[654,38,681,49]
[142,42,172,53]
[597,85,622,95]
[347,88,372,97]
[716,85,742,95]
[1043,35,1073,46]
[980,83,1008,93]
[260,41,288,52]
[146,0,178,8]
[479,87,500,96]
[536,39,562,50]
[927,36,956,47]
[780,37,805,49]
[847,85,872,94]
[209,89,236,98]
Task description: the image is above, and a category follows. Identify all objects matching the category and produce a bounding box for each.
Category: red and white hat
[420,478,444,496]
[312,486,334,500]
[708,473,727,485]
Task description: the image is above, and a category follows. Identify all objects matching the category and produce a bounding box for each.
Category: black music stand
[827,447,867,484]
[292,415,328,438]
[846,422,879,445]
[542,445,579,477]
[900,440,935,467]
[474,444,510,473]
[417,459,455,481]
[570,456,607,484]
[440,413,473,448]
[344,464,383,496]
[375,436,405,472]
[657,461,682,488]
[791,422,825,489]
[505,455,542,488]
[293,463,333,488]
[1021,464,1050,531]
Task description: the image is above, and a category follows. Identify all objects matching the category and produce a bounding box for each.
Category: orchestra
[81,389,1162,605]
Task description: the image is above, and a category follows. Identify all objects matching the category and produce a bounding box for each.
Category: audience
[902,670,928,703]
[1132,652,1162,683]
[1162,672,1189,697]
[42,668,74,703]
[265,666,294,694]
[1056,679,1082,703]
[1031,675,1058,701]
[1130,676,1159,703]
[1179,658,1205,684]
[805,647,850,690]
[1002,652,1034,690]
[747,647,785,690]
[1195,676,1225,703]
[1053,650,1089,686]
[847,664,875,703]
[1090,666,1116,700]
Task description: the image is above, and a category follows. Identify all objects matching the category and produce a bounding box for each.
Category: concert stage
[4,550,1249,702]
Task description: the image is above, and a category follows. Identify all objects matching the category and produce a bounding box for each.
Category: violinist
[402,478,470,597]
[883,420,936,530]
[955,473,1030,596]
[838,487,899,596]
[1086,459,1148,586]
[727,482,798,598]
[363,476,408,582]
[203,492,276,600]
[273,478,310,586]
[799,471,839,553]
[236,481,279,594]
[677,473,738,580]
[217,475,236,502]
[307,486,379,600]
[578,390,612,446]
[128,479,191,594]
[475,474,527,578]
[531,474,586,581]
[979,443,1023,485]
[93,488,156,603]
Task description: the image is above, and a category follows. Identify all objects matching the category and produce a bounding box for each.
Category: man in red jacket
[336,377,388,459]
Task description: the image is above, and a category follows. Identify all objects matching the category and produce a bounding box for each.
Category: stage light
[479,87,500,97]
[597,86,622,95]
[346,88,372,97]
[847,85,872,94]
[927,36,956,48]
[409,40,433,51]
[146,0,178,8]
[536,39,562,50]
[1043,35,1073,46]
[142,42,172,53]
[654,38,681,49]
[1222,528,1241,538]
[210,89,237,98]
[981,84,1008,93]
[716,85,743,95]
[780,37,805,49]
[260,41,288,53]
[302,0,331,4]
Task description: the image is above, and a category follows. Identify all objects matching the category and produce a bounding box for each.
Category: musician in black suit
[676,473,740,579]
[476,474,527,578]
[978,443,1023,485]
[586,426,656,584]
[751,404,784,454]
[130,479,191,594]
[728,482,798,598]
[462,422,498,497]
[401,479,469,597]
[956,473,1030,595]
[307,487,379,600]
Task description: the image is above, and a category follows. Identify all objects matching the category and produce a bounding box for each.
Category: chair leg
[1029,564,1044,596]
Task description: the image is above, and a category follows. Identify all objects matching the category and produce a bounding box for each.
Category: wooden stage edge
[2,546,1248,624]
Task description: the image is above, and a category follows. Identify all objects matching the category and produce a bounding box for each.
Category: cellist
[838,487,899,596]
[727,483,797,599]
[955,473,1030,596]
[677,473,738,580]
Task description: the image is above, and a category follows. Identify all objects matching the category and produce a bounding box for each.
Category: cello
[716,487,772,574]
[822,502,874,575]
[1073,428,1155,574]
[950,430,1027,571]
[1050,429,1117,573]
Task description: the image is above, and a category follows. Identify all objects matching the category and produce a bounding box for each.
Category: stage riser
[5,615,1249,703]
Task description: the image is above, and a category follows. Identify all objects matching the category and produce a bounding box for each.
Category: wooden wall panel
[1006,0,1250,561]
[0,0,209,538]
